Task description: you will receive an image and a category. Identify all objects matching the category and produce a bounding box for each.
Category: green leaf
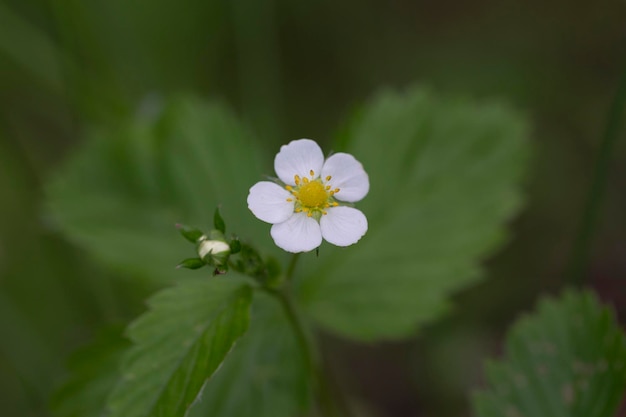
[106,277,253,417]
[188,292,311,417]
[51,325,131,417]
[46,97,276,284]
[472,290,626,417]
[297,86,530,340]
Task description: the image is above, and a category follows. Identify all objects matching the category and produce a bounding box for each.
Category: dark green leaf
[106,277,253,417]
[473,290,626,417]
[188,292,311,417]
[297,87,530,340]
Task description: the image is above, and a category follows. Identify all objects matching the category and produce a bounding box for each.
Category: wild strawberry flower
[247,139,369,253]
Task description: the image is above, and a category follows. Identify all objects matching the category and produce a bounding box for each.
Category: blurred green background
[1,0,625,416]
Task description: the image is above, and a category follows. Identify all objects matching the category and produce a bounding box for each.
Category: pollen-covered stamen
[298,180,327,208]
[284,172,340,217]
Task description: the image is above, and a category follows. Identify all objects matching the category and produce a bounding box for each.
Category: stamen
[322,211,328,215]
[285,185,293,191]
[325,175,332,181]
[334,188,340,194]
[303,177,309,184]
[307,212,312,217]
[294,175,301,185]
[332,202,339,206]
[325,185,331,190]
[286,198,293,202]
[310,170,315,177]
[295,208,302,212]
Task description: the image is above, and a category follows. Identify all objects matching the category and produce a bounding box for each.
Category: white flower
[247,139,369,253]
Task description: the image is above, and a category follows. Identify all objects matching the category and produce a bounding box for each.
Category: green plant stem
[568,69,626,286]
[273,286,345,417]
[285,253,301,281]
[268,253,346,417]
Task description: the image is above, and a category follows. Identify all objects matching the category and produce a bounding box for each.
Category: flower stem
[269,253,347,416]
[568,69,626,286]
[273,286,346,417]
[285,253,300,281]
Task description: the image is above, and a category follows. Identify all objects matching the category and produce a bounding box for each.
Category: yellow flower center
[285,170,340,218]
[298,180,327,208]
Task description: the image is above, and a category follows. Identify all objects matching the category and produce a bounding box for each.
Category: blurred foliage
[1,0,625,416]
[50,325,130,417]
[45,97,276,286]
[473,290,626,417]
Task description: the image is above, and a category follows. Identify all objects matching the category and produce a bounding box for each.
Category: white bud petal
[198,240,231,259]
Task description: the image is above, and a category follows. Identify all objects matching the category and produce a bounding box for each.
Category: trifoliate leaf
[297,86,530,340]
[46,97,274,284]
[106,277,252,417]
[472,290,626,417]
[188,292,311,417]
[51,325,130,417]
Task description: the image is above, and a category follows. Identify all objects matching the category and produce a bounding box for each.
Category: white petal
[247,181,294,224]
[274,139,324,185]
[321,153,369,202]
[320,206,368,247]
[271,213,322,253]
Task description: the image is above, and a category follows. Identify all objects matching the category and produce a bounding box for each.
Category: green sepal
[229,238,242,254]
[176,257,206,270]
[176,224,204,243]
[230,243,265,281]
[214,207,226,234]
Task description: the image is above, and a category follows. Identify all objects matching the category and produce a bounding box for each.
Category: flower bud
[197,233,231,267]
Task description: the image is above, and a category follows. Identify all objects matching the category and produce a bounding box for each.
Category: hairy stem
[568,69,626,285]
